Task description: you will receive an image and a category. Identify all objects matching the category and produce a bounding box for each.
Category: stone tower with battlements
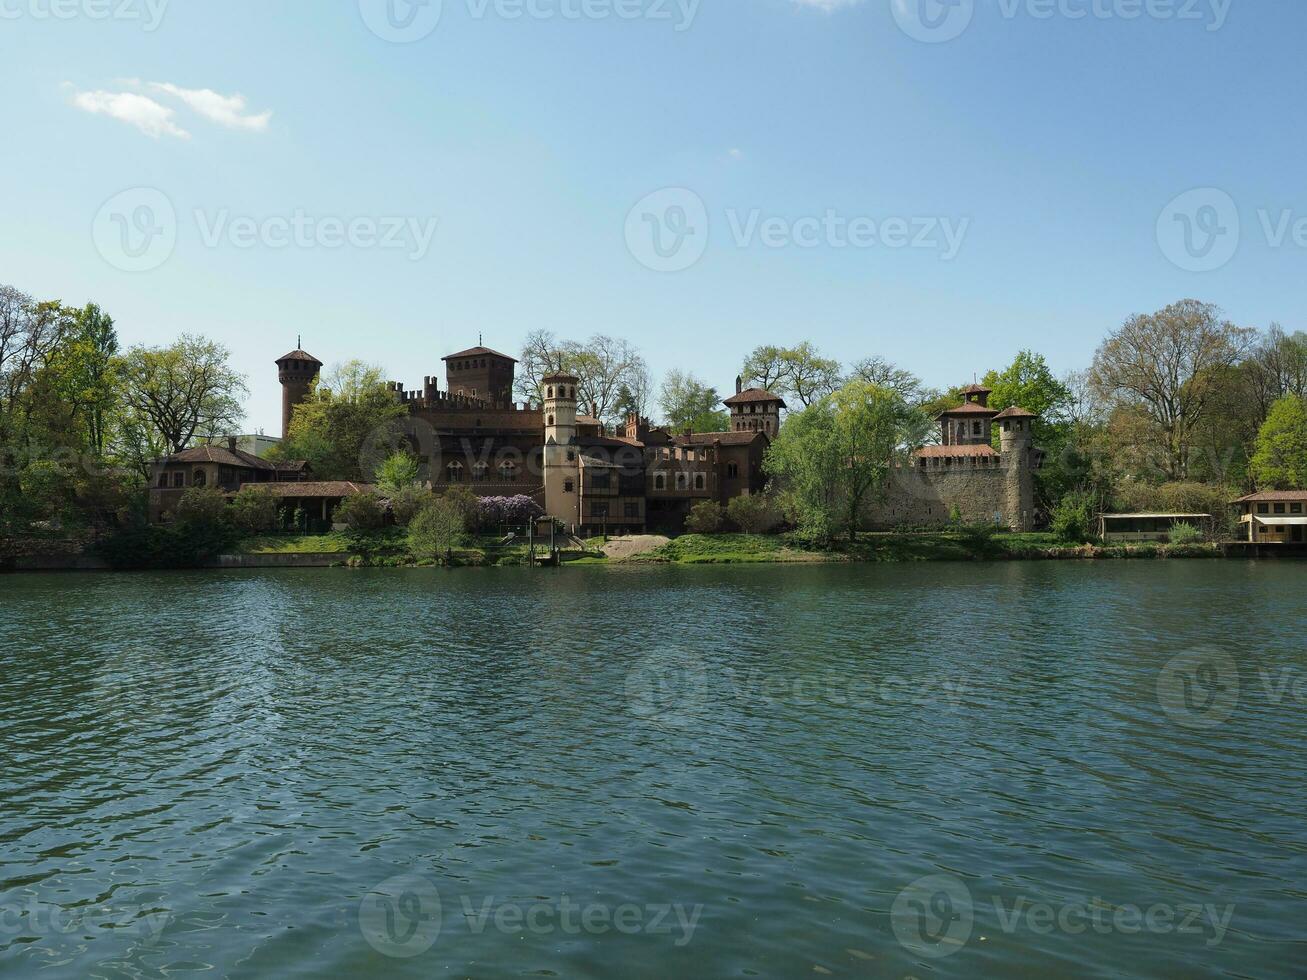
[276,346,323,439]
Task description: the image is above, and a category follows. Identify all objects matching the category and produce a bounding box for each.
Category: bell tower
[542,372,580,528]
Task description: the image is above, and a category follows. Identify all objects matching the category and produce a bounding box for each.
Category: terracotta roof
[993,406,1037,419]
[576,415,602,426]
[915,443,999,458]
[276,349,322,364]
[1234,490,1307,502]
[443,346,517,362]
[675,430,767,446]
[723,387,787,407]
[541,371,578,384]
[938,401,998,416]
[234,481,373,498]
[960,383,992,394]
[166,445,277,469]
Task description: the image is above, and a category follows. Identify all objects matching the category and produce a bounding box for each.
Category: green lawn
[235,532,352,554]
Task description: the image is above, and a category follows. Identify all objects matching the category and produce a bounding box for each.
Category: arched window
[498,460,517,482]
[547,415,555,426]
[653,473,666,490]
[446,460,464,481]
[547,386,554,398]
[472,462,488,481]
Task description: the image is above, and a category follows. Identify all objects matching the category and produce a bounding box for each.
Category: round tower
[542,372,580,528]
[994,406,1037,531]
[276,345,323,439]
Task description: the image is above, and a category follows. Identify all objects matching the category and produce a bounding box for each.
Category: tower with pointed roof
[276,346,323,439]
[542,372,580,527]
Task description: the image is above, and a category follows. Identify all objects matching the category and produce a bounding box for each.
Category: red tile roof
[163,445,308,472]
[443,346,517,362]
[675,431,767,446]
[993,406,1037,419]
[723,387,787,407]
[937,401,997,416]
[960,383,992,394]
[915,443,999,458]
[234,481,373,498]
[1234,490,1307,502]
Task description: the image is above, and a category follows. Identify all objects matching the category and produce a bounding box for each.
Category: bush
[441,484,482,530]
[726,493,781,534]
[407,496,467,564]
[174,486,229,528]
[684,500,724,533]
[1168,521,1203,545]
[477,494,544,528]
[389,484,431,527]
[375,451,421,493]
[1051,492,1095,544]
[334,491,386,532]
[229,485,280,534]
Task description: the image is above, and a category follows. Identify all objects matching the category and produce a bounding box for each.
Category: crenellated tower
[276,344,323,439]
[995,405,1038,531]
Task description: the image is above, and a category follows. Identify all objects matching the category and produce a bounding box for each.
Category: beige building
[1234,491,1307,544]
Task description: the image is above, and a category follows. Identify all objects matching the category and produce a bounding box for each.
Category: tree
[388,485,431,527]
[277,360,409,481]
[375,450,420,494]
[658,370,728,433]
[229,485,280,534]
[1251,395,1307,490]
[407,496,467,564]
[981,351,1072,449]
[119,335,247,454]
[1090,300,1255,480]
[726,493,781,534]
[1050,491,1094,544]
[765,381,930,544]
[684,500,724,533]
[847,356,924,404]
[47,303,119,457]
[335,491,387,532]
[516,331,649,427]
[741,342,842,407]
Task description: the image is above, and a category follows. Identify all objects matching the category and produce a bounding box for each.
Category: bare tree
[1090,299,1255,480]
[741,341,842,407]
[516,331,648,427]
[848,356,924,404]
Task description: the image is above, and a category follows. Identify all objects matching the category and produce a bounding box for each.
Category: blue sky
[2,0,1304,432]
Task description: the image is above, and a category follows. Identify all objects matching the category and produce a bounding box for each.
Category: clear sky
[3,0,1304,433]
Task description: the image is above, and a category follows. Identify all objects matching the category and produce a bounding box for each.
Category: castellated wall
[863,463,1019,529]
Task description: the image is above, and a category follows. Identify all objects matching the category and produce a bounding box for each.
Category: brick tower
[276,344,322,439]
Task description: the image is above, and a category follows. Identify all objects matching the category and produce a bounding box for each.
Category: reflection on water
[1,561,1304,977]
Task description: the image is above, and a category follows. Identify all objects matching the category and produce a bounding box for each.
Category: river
[1,561,1304,977]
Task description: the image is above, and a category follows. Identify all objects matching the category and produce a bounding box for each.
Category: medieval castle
[150,342,1041,532]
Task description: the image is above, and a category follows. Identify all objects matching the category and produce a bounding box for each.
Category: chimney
[590,401,598,419]
[735,375,742,394]
[227,436,238,452]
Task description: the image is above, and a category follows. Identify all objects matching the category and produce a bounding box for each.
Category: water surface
[1,562,1304,977]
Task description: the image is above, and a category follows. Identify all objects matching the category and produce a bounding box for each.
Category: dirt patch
[601,534,671,560]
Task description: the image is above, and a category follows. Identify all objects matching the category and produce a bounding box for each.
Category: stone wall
[864,454,1035,530]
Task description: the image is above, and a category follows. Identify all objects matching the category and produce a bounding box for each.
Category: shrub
[407,497,467,564]
[229,485,280,534]
[375,451,421,494]
[174,486,229,528]
[684,500,724,533]
[478,494,544,528]
[441,484,482,530]
[956,521,999,549]
[334,491,386,532]
[1051,492,1095,544]
[389,484,431,527]
[1168,521,1203,545]
[726,493,781,534]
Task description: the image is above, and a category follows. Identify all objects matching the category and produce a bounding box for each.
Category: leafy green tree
[407,496,467,564]
[683,500,724,533]
[741,341,842,406]
[388,484,431,527]
[229,485,280,534]
[847,356,924,404]
[1050,491,1095,544]
[1251,394,1307,489]
[277,360,408,480]
[765,381,929,545]
[982,351,1072,449]
[375,450,420,494]
[726,492,781,534]
[334,491,386,532]
[659,369,728,433]
[118,335,247,454]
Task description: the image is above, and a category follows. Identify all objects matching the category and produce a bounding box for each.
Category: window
[973,421,981,435]
[1292,503,1303,514]
[564,480,574,493]
[548,415,555,426]
[446,460,464,481]
[653,473,666,490]
[472,462,488,480]
[566,450,575,461]
[173,471,185,488]
[624,502,639,518]
[547,386,553,398]
[193,470,207,487]
[157,472,168,488]
[727,462,739,478]
[693,473,706,490]
[498,461,517,481]
[1275,503,1286,514]
[675,472,688,490]
[592,503,609,519]
[1258,503,1269,514]
[591,472,610,490]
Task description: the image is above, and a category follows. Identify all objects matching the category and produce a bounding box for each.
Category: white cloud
[68,89,190,139]
[149,82,272,132]
[728,147,743,159]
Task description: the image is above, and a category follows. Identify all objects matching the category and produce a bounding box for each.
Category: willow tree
[765,380,929,544]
